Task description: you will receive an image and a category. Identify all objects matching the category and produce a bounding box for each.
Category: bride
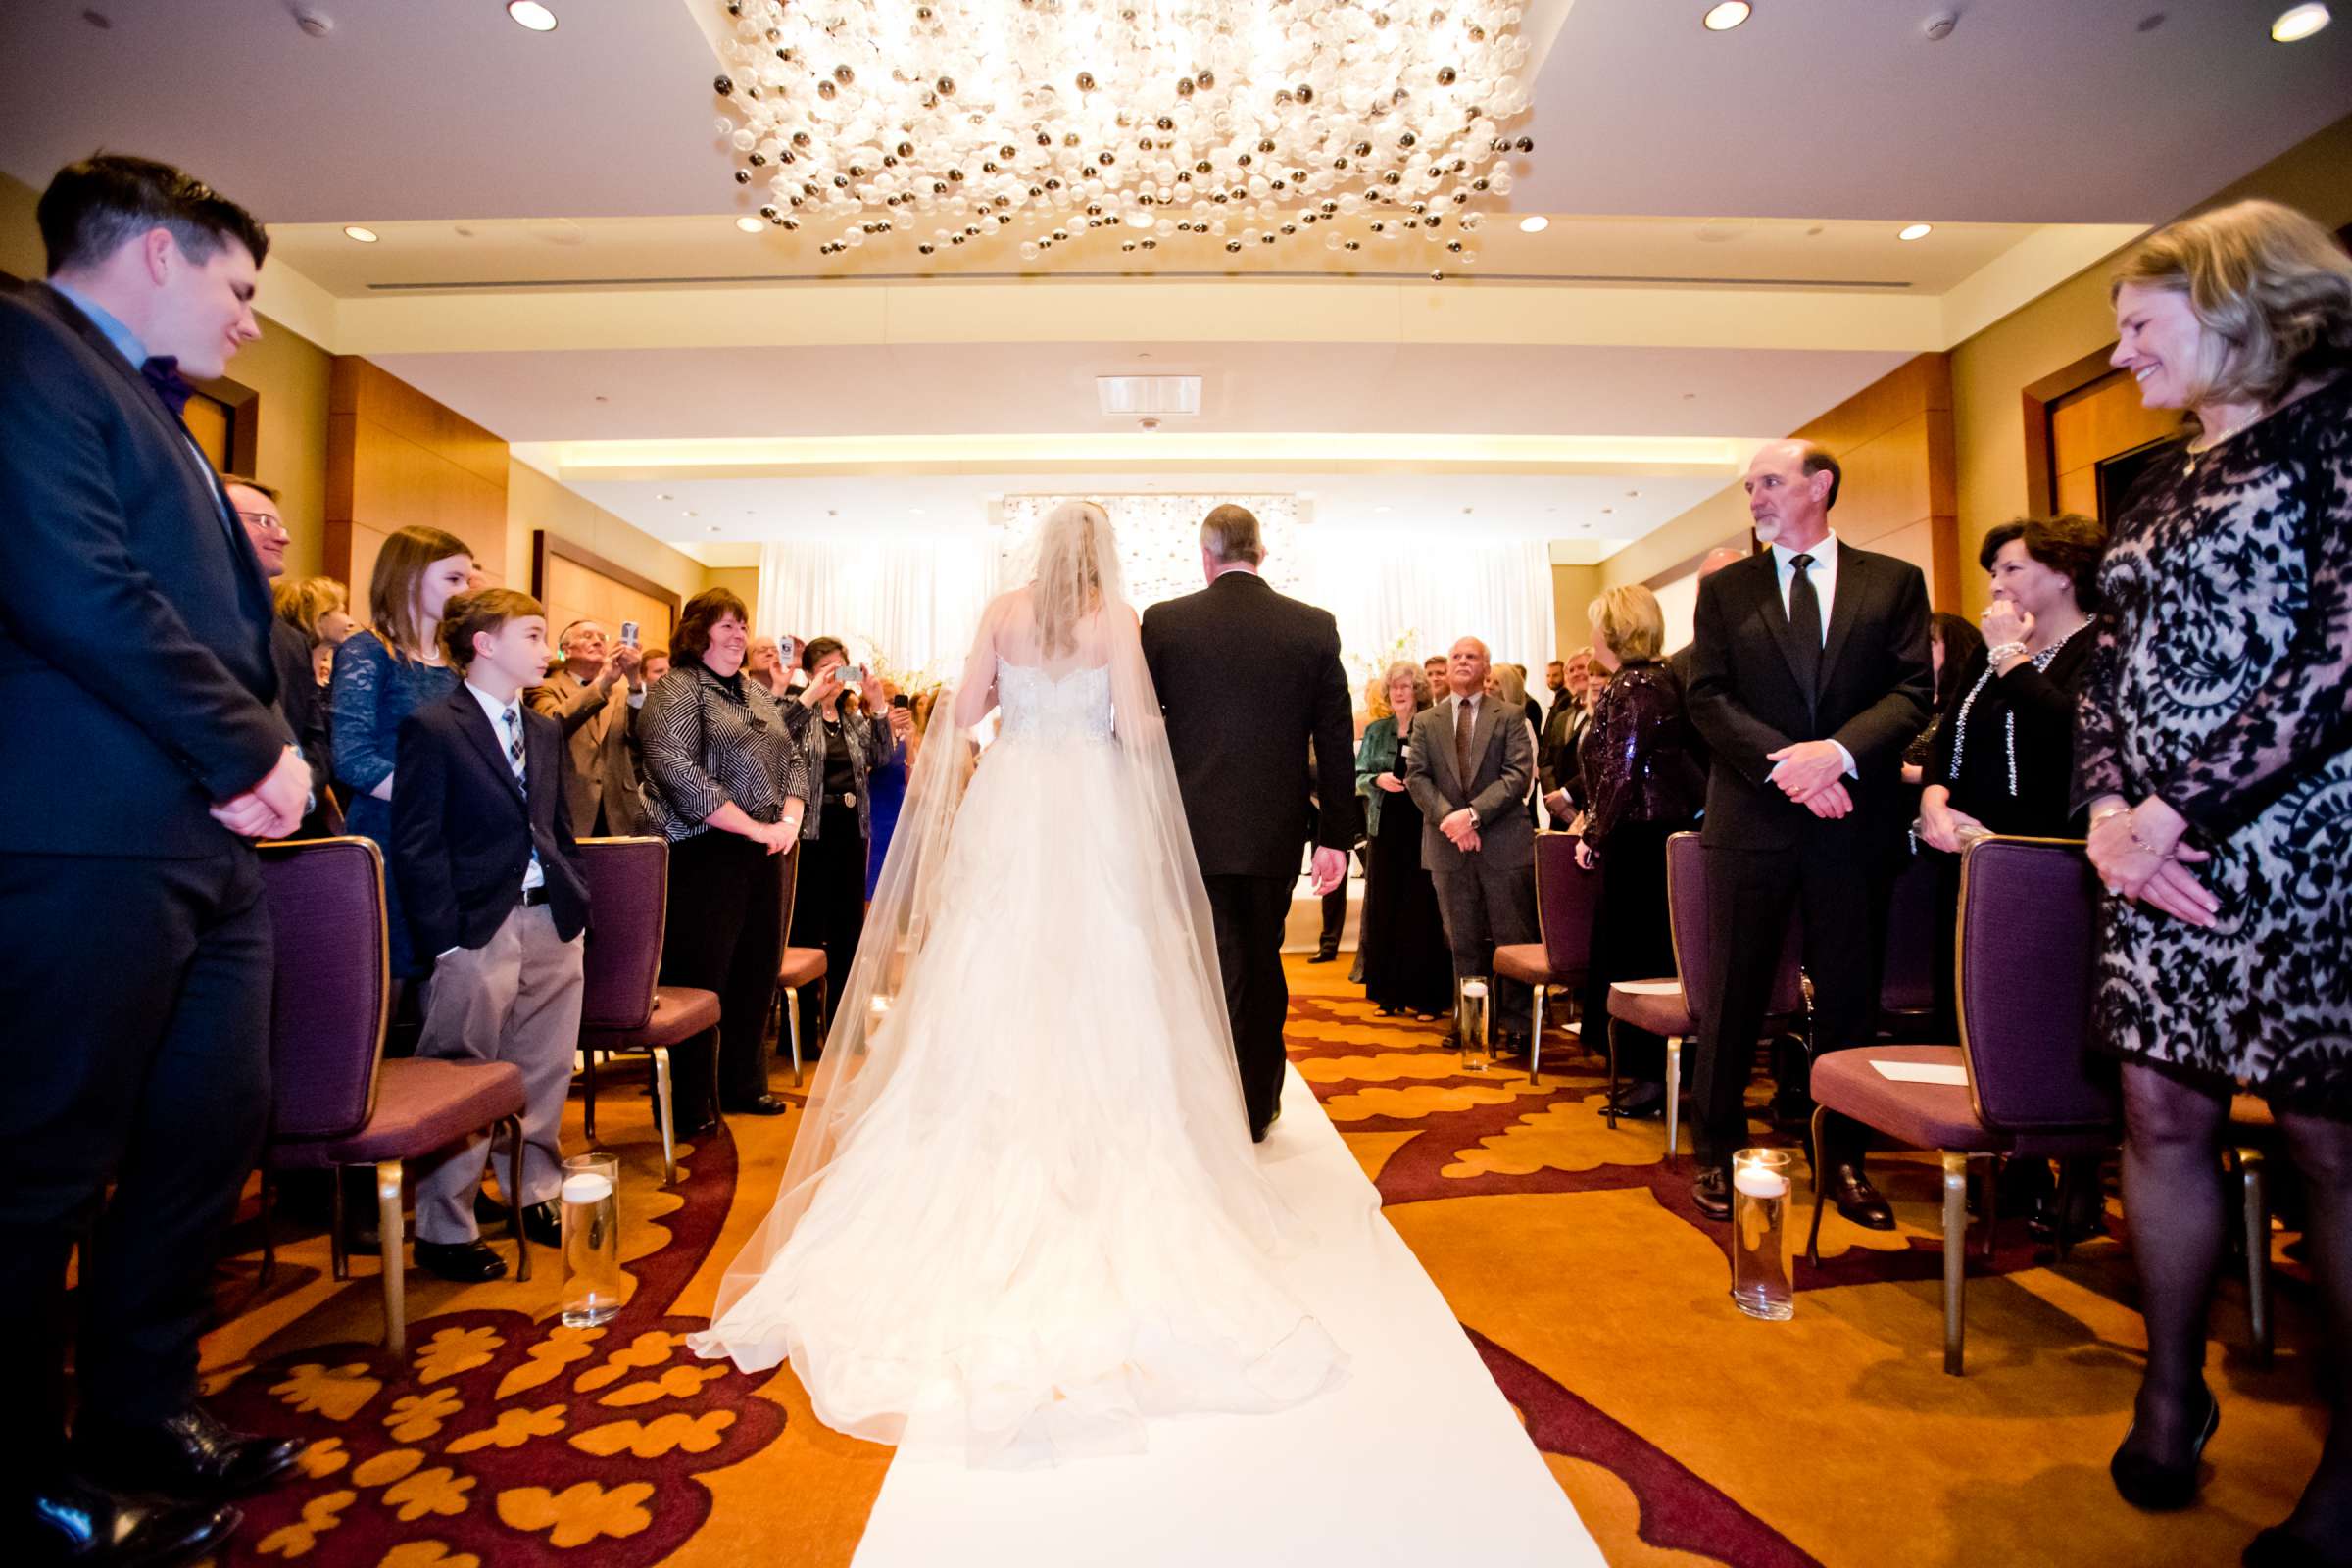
[689,501,1345,1466]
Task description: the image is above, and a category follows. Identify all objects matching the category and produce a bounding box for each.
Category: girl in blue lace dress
[330,526,473,980]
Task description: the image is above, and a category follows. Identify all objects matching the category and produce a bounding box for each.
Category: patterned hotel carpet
[172,957,2327,1567]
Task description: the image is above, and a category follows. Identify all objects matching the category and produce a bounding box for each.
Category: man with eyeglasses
[227,476,333,836]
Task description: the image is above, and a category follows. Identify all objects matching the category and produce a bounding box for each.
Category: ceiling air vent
[1096,374,1201,417]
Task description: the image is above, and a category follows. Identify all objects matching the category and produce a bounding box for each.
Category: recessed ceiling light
[1600,507,1615,514]
[1627,489,1642,498]
[1701,1,1751,30]
[1897,222,1934,241]
[682,511,697,518]
[1519,215,1549,233]
[735,216,765,233]
[342,225,379,243]
[708,525,722,534]
[507,1,558,31]
[2273,3,2330,41]
[656,493,673,500]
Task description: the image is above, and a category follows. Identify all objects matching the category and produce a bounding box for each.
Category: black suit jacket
[272,618,334,825]
[1140,571,1355,880]
[0,281,287,857]
[1684,543,1932,855]
[391,687,590,959]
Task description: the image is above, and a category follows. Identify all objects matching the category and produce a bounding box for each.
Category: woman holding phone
[782,636,912,1053]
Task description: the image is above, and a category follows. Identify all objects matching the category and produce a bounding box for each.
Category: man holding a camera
[528,617,646,837]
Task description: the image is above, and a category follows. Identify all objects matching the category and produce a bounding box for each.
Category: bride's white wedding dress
[691,619,1344,1466]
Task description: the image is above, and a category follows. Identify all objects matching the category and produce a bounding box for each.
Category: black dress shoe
[2244,1523,2352,1567]
[721,1093,789,1116]
[1690,1166,1732,1221]
[1824,1162,1896,1231]
[1609,1082,1667,1120]
[476,1192,561,1247]
[413,1237,510,1283]
[24,1472,240,1567]
[1308,947,1340,964]
[74,1405,305,1501]
[2111,1388,2219,1511]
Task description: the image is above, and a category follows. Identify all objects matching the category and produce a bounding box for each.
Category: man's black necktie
[141,355,194,416]
[1787,553,1822,694]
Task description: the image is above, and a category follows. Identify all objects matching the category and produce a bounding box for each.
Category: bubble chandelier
[708,0,1538,266]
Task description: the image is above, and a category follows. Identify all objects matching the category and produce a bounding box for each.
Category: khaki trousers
[413,903,584,1244]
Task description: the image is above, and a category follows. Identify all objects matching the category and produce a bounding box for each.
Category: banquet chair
[771,846,828,1088]
[1602,831,1804,1160]
[2225,1093,2278,1369]
[254,837,529,1357]
[1803,836,2118,1375]
[1877,848,1943,1032]
[1494,831,1598,1083]
[575,836,720,1185]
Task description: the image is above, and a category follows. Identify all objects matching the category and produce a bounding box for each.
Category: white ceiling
[378,340,1908,442]
[561,467,1734,560]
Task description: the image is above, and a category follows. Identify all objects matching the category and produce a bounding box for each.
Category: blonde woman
[692,500,1343,1461]
[1577,585,1704,1121]
[329,525,472,978]
[2083,200,2352,1562]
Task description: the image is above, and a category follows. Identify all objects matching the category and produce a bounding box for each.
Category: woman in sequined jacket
[1575,586,1705,1122]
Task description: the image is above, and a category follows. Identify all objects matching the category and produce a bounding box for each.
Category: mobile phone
[890,693,911,710]
[618,620,640,648]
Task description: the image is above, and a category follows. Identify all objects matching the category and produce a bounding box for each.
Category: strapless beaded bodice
[995,659,1114,744]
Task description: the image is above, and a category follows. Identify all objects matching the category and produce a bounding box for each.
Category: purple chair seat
[269,1058,528,1171]
[1812,1047,2110,1158]
[778,947,827,989]
[586,985,719,1054]
[1606,978,1692,1039]
[1493,943,1550,985]
[1804,837,2118,1376]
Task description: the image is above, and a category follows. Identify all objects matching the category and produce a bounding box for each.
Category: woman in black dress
[1574,586,1703,1120]
[1918,513,2104,1234]
[1355,661,1452,1017]
[780,636,910,1053]
[2079,200,2352,1565]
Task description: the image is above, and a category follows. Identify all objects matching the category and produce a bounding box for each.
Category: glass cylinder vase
[1731,1147,1794,1321]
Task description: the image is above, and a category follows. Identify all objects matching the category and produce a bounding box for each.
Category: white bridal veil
[698,501,1300,1350]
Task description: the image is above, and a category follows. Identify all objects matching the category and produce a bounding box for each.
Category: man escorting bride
[691,500,1348,1466]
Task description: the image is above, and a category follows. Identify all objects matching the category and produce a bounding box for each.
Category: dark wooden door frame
[529,530,683,640]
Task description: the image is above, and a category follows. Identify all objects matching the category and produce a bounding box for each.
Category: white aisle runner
[851,1065,1604,1567]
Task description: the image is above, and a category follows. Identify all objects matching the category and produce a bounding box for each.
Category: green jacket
[1355,713,1407,838]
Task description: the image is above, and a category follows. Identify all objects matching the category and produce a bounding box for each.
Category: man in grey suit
[1403,636,1539,1050]
[527,618,644,837]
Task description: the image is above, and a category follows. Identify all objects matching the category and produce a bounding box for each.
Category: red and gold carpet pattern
[176,958,2326,1566]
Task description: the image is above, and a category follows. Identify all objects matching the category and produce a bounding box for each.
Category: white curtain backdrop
[759,513,1554,692]
[757,534,1003,685]
[1298,532,1558,687]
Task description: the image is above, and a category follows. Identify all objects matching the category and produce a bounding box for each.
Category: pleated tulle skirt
[690,730,1345,1466]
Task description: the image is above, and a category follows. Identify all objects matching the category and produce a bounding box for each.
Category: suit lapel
[1469,696,1500,785]
[1817,549,1868,696]
[453,692,528,817]
[37,285,271,617]
[1744,559,1812,699]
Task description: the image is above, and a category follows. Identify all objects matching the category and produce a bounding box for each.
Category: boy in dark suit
[392,589,591,1283]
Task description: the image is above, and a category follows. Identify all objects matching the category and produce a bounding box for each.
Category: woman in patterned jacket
[2082,199,2352,1567]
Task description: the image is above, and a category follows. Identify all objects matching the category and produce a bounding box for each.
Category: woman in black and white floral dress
[2079,199,2352,1566]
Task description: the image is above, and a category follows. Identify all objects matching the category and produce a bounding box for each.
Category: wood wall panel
[1796,353,1959,607]
[544,554,675,653]
[2049,369,2180,521]
[324,358,510,610]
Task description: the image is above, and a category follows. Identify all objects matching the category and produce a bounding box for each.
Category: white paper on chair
[1870,1060,1969,1086]
[1614,980,1682,997]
